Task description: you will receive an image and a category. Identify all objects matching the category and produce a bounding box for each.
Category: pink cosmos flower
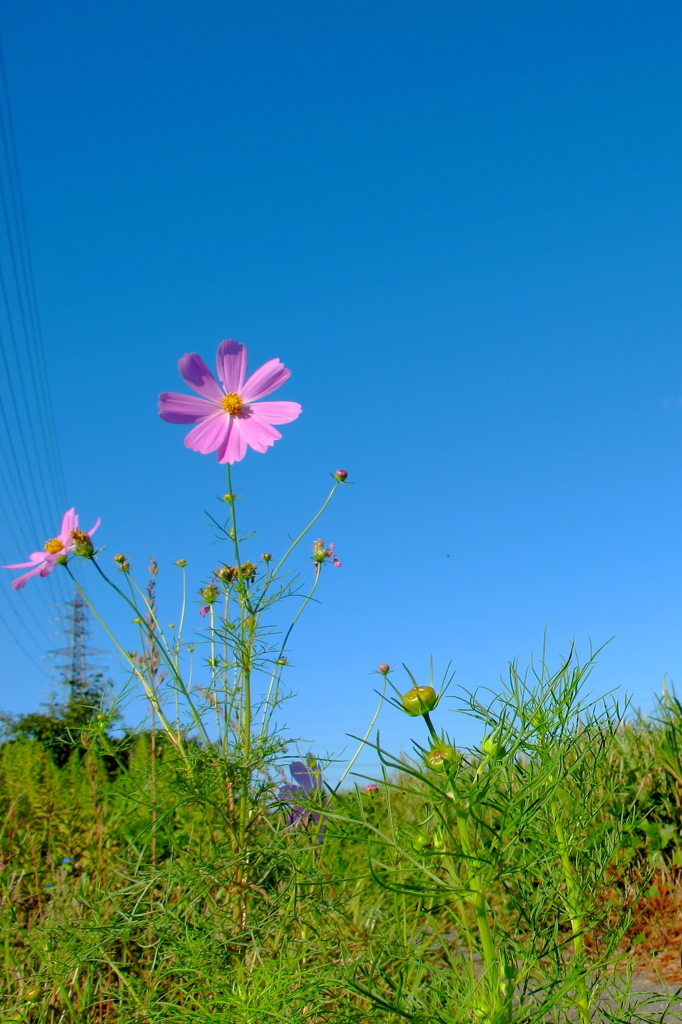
[3,508,101,591]
[158,339,302,464]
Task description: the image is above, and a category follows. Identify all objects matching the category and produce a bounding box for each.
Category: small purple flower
[278,760,328,839]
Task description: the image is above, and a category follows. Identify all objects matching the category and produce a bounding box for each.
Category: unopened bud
[114,553,126,564]
[378,663,390,675]
[175,559,187,567]
[481,735,506,760]
[201,585,218,604]
[425,743,456,772]
[334,469,348,482]
[262,553,272,562]
[223,493,235,502]
[401,685,438,717]
[411,832,432,852]
[120,561,131,572]
[276,657,287,666]
[365,783,379,794]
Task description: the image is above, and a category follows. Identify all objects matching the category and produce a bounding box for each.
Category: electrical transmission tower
[49,589,108,697]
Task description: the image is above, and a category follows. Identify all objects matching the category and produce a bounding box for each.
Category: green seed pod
[401,685,438,716]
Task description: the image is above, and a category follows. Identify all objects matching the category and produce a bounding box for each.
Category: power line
[0,36,71,669]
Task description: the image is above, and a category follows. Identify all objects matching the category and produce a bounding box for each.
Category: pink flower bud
[199,605,211,617]
[334,469,348,482]
[175,559,187,567]
[378,664,390,675]
[365,784,379,794]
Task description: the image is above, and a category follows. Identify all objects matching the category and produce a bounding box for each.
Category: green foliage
[2,662,682,1022]
[0,670,111,767]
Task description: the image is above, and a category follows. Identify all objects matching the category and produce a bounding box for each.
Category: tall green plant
[341,648,644,1023]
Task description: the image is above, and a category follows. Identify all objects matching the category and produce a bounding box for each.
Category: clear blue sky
[1,1,682,770]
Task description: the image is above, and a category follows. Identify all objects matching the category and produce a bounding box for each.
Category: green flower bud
[411,832,432,852]
[401,685,438,716]
[425,743,456,771]
[262,553,272,562]
[175,559,187,567]
[481,735,506,759]
[200,585,218,604]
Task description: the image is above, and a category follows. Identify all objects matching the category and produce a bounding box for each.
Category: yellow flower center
[221,392,243,415]
[44,538,64,554]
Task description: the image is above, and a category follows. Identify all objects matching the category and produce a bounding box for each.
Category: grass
[2,665,682,1022]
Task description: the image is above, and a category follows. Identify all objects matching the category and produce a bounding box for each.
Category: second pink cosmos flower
[158,339,301,464]
[3,508,101,590]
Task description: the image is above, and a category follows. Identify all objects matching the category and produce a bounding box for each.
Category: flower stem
[259,569,323,738]
[225,467,252,864]
[551,796,590,1024]
[258,479,340,609]
[454,802,500,1016]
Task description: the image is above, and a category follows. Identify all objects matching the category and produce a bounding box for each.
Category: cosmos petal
[184,411,231,454]
[241,359,291,402]
[10,563,46,590]
[216,339,247,394]
[247,400,301,425]
[60,508,77,538]
[4,551,46,569]
[158,392,217,424]
[217,417,247,463]
[238,414,282,453]
[178,353,225,403]
[290,761,320,792]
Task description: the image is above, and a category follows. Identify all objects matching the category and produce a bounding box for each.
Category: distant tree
[0,592,114,766]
